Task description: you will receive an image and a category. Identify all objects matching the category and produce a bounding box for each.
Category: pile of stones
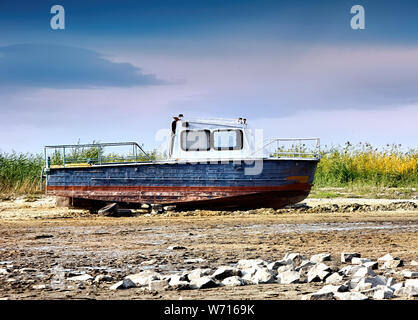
[2,252,416,300]
[99,252,417,300]
[158,201,418,217]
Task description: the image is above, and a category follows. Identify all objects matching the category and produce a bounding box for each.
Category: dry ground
[0,196,417,300]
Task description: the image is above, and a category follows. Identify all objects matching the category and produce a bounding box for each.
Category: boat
[43,115,321,210]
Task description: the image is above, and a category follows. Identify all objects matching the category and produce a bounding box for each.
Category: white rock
[405,279,418,290]
[168,280,189,290]
[241,267,258,279]
[0,268,9,275]
[345,278,362,290]
[148,279,169,291]
[168,274,189,286]
[140,259,156,266]
[401,270,418,278]
[393,286,404,296]
[311,263,331,272]
[352,266,376,278]
[276,264,295,273]
[109,279,136,290]
[295,260,316,272]
[365,275,387,287]
[361,287,381,298]
[373,287,394,299]
[125,271,161,286]
[307,263,331,282]
[363,261,378,270]
[310,253,331,263]
[94,275,113,282]
[352,257,372,265]
[277,270,300,284]
[355,276,390,292]
[19,268,38,273]
[317,284,347,294]
[341,253,361,263]
[163,206,176,211]
[325,272,343,284]
[187,268,212,281]
[32,284,46,290]
[386,277,396,287]
[395,286,418,298]
[390,282,403,291]
[212,266,241,280]
[189,276,217,289]
[334,292,368,300]
[308,269,330,283]
[267,260,287,271]
[382,259,403,269]
[184,258,206,264]
[67,274,93,281]
[250,268,276,284]
[222,276,244,287]
[284,253,306,265]
[167,245,186,250]
[411,260,418,266]
[354,280,373,292]
[378,253,395,262]
[237,259,267,269]
[339,265,363,276]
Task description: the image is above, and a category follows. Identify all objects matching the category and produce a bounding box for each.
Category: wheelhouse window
[180,130,210,151]
[212,129,243,150]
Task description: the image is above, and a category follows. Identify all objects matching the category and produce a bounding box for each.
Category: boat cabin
[168,115,256,161]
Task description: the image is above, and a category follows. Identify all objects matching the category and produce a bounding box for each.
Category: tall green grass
[314,143,418,188]
[0,152,44,194]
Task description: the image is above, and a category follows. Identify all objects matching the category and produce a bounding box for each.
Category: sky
[0,0,417,154]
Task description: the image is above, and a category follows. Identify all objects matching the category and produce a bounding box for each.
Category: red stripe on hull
[46,185,311,192]
[46,184,312,209]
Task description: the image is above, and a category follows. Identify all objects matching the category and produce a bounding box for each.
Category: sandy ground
[0,196,417,300]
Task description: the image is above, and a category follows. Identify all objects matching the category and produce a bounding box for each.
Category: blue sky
[0,0,417,153]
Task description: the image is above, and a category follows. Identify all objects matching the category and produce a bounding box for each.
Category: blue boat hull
[46,159,319,209]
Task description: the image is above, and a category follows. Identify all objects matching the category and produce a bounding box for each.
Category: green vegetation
[314,142,417,188]
[0,152,44,194]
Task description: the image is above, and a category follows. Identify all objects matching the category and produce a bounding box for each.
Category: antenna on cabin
[238,117,247,124]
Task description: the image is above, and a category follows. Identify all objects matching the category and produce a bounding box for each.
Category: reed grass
[0,152,44,194]
[314,142,418,188]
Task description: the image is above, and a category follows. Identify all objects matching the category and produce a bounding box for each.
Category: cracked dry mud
[0,197,417,300]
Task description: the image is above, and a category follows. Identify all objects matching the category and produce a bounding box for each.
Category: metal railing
[252,137,321,159]
[44,142,152,169]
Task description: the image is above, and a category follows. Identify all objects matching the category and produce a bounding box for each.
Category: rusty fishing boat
[43,115,320,209]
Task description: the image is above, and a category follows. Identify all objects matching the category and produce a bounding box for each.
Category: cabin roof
[178,117,247,129]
